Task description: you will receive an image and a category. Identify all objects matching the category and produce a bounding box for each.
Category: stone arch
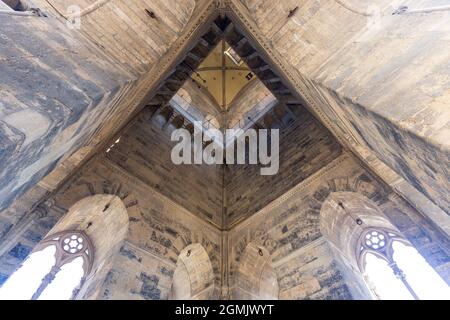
[233,242,279,300]
[318,191,412,299]
[230,228,279,291]
[312,174,449,269]
[170,243,215,300]
[309,174,388,218]
[46,194,129,299]
[319,191,398,269]
[234,229,279,260]
[304,176,392,300]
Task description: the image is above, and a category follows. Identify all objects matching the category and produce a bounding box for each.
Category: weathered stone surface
[0,1,448,301]
[37,0,197,77]
[0,0,211,216]
[0,14,130,211]
[226,106,342,226]
[226,80,275,129]
[107,108,224,226]
[228,154,450,299]
[240,0,450,215]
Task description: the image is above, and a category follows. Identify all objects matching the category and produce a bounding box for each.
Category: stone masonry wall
[0,151,448,299]
[106,108,224,226]
[0,155,222,299]
[226,79,274,129]
[228,153,450,300]
[226,106,342,227]
[0,0,207,222]
[0,13,132,212]
[172,80,222,126]
[35,0,197,78]
[238,0,450,215]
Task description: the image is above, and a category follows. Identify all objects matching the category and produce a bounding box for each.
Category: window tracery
[0,231,94,300]
[357,228,449,300]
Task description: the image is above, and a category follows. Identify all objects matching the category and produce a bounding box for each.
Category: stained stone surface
[0,0,449,300]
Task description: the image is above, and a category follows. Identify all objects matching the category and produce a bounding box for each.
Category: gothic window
[357,228,450,300]
[0,231,94,300]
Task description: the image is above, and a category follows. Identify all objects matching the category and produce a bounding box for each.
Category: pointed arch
[319,191,395,265]
[170,243,215,300]
[0,195,129,300]
[233,242,279,300]
[319,191,450,300]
